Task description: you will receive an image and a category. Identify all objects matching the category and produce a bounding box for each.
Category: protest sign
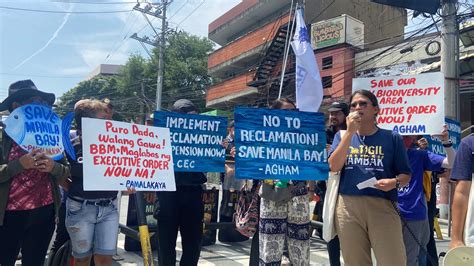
[425,118,461,155]
[352,72,445,135]
[234,107,328,180]
[154,111,227,172]
[82,118,175,191]
[3,103,75,160]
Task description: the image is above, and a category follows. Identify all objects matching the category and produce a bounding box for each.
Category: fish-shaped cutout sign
[3,104,76,160]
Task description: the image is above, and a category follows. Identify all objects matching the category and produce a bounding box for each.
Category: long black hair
[270,98,296,110]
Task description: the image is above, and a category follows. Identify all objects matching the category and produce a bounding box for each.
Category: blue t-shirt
[398,149,444,220]
[329,129,411,201]
[451,134,474,181]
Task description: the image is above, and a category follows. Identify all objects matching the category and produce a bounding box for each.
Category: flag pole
[278,1,297,99]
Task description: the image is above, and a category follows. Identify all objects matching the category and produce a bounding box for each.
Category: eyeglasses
[350,101,369,108]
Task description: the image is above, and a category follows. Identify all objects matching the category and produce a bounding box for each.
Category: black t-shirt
[67,137,117,200]
[174,171,207,187]
[326,127,337,145]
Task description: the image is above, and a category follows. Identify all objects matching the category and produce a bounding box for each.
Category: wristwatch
[395,177,401,189]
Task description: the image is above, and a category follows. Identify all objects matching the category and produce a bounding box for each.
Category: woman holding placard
[0,80,71,265]
[328,89,411,265]
[65,99,120,266]
[258,98,311,266]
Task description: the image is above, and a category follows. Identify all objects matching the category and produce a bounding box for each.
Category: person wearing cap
[154,99,207,266]
[0,80,71,265]
[311,101,348,266]
[326,102,349,144]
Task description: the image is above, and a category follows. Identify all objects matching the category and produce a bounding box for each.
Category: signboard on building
[352,72,445,135]
[310,14,364,50]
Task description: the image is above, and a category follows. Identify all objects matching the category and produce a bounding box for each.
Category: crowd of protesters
[0,80,472,266]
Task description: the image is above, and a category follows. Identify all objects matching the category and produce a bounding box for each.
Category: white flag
[291,9,323,112]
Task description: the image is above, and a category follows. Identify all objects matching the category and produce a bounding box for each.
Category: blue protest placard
[3,104,75,160]
[154,111,227,172]
[234,107,329,180]
[424,118,461,155]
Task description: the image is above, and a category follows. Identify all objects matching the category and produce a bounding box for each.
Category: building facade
[206,0,407,109]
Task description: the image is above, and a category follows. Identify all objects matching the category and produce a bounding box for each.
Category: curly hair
[74,99,110,131]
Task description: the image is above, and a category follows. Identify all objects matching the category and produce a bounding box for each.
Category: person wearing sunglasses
[328,89,411,265]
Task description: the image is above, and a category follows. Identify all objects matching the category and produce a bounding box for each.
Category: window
[322,56,333,70]
[322,76,332,89]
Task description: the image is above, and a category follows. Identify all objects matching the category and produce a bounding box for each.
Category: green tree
[55,76,119,117]
[57,30,214,122]
[155,31,214,111]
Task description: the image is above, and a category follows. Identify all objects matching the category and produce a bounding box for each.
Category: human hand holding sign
[19,148,43,170]
[432,124,449,142]
[417,137,428,149]
[35,153,56,173]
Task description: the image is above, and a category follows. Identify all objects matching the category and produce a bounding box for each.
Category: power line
[104,11,139,62]
[176,0,206,27]
[0,72,86,79]
[0,6,131,13]
[168,0,189,20]
[51,1,138,4]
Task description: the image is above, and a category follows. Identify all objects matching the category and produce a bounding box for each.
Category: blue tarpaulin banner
[234,107,329,180]
[425,118,461,155]
[154,111,227,172]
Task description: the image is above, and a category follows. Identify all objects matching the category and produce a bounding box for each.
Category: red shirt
[6,143,53,210]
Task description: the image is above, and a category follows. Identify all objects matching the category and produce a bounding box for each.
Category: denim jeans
[65,197,119,258]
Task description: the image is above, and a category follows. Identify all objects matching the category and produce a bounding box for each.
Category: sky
[0,0,240,101]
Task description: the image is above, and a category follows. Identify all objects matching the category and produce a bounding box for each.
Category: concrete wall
[208,14,291,72]
[316,46,355,100]
[206,70,255,103]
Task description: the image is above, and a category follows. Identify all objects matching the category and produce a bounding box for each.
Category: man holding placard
[399,126,455,266]
[154,99,210,266]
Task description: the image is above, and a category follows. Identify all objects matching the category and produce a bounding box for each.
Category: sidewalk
[113,195,452,266]
[14,194,452,266]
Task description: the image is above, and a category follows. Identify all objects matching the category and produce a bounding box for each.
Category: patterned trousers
[259,193,310,266]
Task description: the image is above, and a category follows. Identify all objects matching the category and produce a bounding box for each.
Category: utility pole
[140,81,145,124]
[130,2,171,265]
[156,1,167,111]
[131,0,171,111]
[441,0,458,120]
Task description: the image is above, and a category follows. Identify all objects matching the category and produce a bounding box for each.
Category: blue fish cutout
[3,104,76,161]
